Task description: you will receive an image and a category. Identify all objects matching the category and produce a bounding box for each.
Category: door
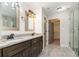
[48,20,54,44]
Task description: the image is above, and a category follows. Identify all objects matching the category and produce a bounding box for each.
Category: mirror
[0,2,19,30]
[25,10,35,31]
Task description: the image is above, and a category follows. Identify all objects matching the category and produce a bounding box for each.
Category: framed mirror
[25,10,36,31]
[0,2,19,30]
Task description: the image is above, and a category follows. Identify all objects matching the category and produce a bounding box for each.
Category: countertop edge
[0,34,43,49]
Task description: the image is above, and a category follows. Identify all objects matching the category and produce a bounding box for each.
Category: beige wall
[54,22,60,40]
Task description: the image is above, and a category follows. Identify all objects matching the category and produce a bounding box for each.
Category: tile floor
[38,43,76,57]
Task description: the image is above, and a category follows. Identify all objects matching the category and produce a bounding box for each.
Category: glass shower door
[78,6,79,56]
[69,10,74,50]
[69,5,79,56]
[73,6,79,56]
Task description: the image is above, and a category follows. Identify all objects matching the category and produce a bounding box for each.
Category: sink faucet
[32,33,35,36]
[7,33,15,40]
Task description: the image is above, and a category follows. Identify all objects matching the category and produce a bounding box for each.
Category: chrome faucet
[7,33,15,40]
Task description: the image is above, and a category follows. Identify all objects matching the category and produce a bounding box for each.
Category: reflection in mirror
[25,10,36,31]
[0,2,19,30]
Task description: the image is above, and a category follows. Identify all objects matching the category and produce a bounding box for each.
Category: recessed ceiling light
[57,6,67,11]
[57,7,62,10]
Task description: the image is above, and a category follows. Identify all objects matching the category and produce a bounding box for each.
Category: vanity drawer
[3,41,26,57]
[3,41,26,52]
[26,40,31,48]
[32,38,40,44]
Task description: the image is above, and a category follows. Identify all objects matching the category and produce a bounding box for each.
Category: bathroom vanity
[0,35,43,57]
[0,3,43,57]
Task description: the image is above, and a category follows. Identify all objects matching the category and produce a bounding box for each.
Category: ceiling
[20,2,79,16]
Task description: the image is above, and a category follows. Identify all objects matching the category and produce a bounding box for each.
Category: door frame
[47,19,60,45]
[43,16,48,48]
[43,17,48,48]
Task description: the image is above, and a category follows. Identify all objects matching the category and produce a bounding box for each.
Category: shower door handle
[78,28,79,30]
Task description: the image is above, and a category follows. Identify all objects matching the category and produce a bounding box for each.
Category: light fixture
[57,6,67,11]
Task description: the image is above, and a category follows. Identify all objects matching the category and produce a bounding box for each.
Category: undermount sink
[0,34,41,43]
[0,37,26,43]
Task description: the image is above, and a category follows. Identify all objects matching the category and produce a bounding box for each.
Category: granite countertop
[0,34,43,49]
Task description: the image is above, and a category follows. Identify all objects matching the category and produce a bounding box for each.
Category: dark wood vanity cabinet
[0,49,2,57]
[3,41,27,57]
[1,36,43,57]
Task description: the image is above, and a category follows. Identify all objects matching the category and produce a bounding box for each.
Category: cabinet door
[12,46,32,57]
[31,37,43,57]
[31,43,39,57]
[0,49,2,57]
[23,48,32,57]
[39,40,43,53]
